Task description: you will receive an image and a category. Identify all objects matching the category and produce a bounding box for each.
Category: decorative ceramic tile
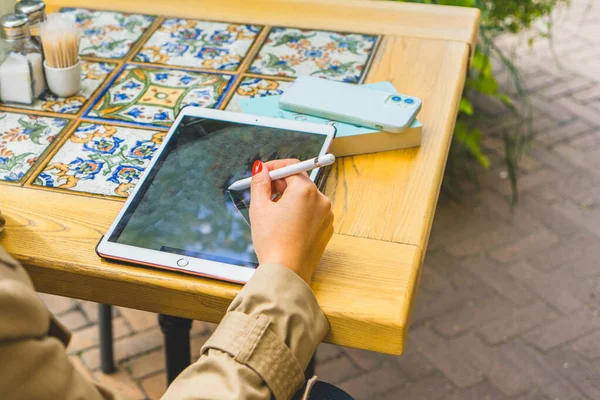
[0,112,68,182]
[249,27,378,83]
[0,62,116,114]
[135,18,262,71]
[60,8,155,59]
[225,77,293,112]
[86,65,232,126]
[33,123,165,197]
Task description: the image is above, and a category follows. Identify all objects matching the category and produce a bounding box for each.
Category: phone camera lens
[391,95,402,102]
[404,98,415,104]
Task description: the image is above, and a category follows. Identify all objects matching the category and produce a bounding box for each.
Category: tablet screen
[108,115,328,268]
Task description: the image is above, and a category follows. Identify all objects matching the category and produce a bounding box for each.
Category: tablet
[96,107,336,283]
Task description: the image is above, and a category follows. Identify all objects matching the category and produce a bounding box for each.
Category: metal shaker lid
[15,0,46,26]
[0,14,31,41]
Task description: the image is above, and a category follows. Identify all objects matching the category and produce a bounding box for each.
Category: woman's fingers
[263,158,301,170]
[263,158,310,194]
[272,179,288,195]
[249,160,272,205]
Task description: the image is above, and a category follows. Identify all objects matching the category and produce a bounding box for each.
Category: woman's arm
[0,156,333,400]
[163,159,333,400]
[162,262,328,400]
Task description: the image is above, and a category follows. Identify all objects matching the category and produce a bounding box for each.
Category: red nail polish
[252,160,263,176]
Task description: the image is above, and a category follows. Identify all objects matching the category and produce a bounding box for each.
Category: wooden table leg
[158,314,193,384]
[98,304,116,374]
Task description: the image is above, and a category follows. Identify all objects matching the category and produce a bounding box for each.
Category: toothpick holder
[43,58,81,97]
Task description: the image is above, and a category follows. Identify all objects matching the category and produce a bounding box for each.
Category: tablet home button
[177,258,189,267]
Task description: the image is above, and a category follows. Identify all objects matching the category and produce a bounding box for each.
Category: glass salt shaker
[0,14,46,104]
[14,0,46,48]
[0,33,7,65]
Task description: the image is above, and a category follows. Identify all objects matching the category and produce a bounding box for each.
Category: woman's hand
[249,159,334,285]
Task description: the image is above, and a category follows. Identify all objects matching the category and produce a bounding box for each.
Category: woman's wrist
[261,257,311,285]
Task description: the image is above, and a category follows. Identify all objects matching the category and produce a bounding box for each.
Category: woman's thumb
[250,160,271,204]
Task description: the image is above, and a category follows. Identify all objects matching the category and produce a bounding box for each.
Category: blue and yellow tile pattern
[33,123,164,197]
[86,65,232,127]
[60,8,155,59]
[0,112,68,183]
[135,19,262,71]
[0,8,380,198]
[249,28,378,83]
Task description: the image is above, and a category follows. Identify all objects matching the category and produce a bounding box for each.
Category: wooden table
[0,0,479,359]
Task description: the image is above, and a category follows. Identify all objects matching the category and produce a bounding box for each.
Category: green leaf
[75,13,92,23]
[497,93,513,106]
[331,36,360,55]
[105,39,128,51]
[80,39,128,54]
[264,53,296,74]
[0,152,33,171]
[272,32,316,47]
[310,61,356,77]
[470,49,493,78]
[459,98,474,115]
[18,118,48,145]
[453,122,490,169]
[439,0,475,6]
[468,75,499,95]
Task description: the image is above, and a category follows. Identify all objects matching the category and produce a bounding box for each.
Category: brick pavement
[38,1,600,398]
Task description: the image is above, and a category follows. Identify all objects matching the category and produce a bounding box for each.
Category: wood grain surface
[0,0,478,354]
[325,36,470,252]
[0,184,420,353]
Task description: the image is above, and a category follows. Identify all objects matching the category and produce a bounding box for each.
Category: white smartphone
[279,76,422,133]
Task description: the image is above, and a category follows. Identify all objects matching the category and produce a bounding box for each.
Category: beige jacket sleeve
[0,210,330,400]
[163,262,330,400]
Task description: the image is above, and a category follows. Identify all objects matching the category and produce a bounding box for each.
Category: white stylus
[228,154,336,191]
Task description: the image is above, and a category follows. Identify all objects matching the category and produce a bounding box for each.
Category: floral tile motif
[135,18,262,71]
[225,77,293,112]
[0,62,116,114]
[33,123,165,197]
[86,65,233,126]
[0,112,68,183]
[60,8,155,59]
[249,27,378,83]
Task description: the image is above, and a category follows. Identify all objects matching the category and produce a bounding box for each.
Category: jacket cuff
[202,262,330,399]
[201,311,304,400]
[231,262,330,367]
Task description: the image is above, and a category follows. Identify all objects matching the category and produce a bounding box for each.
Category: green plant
[398,0,569,202]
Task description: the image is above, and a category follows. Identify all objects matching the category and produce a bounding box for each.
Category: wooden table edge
[47,0,481,54]
[11,229,423,354]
